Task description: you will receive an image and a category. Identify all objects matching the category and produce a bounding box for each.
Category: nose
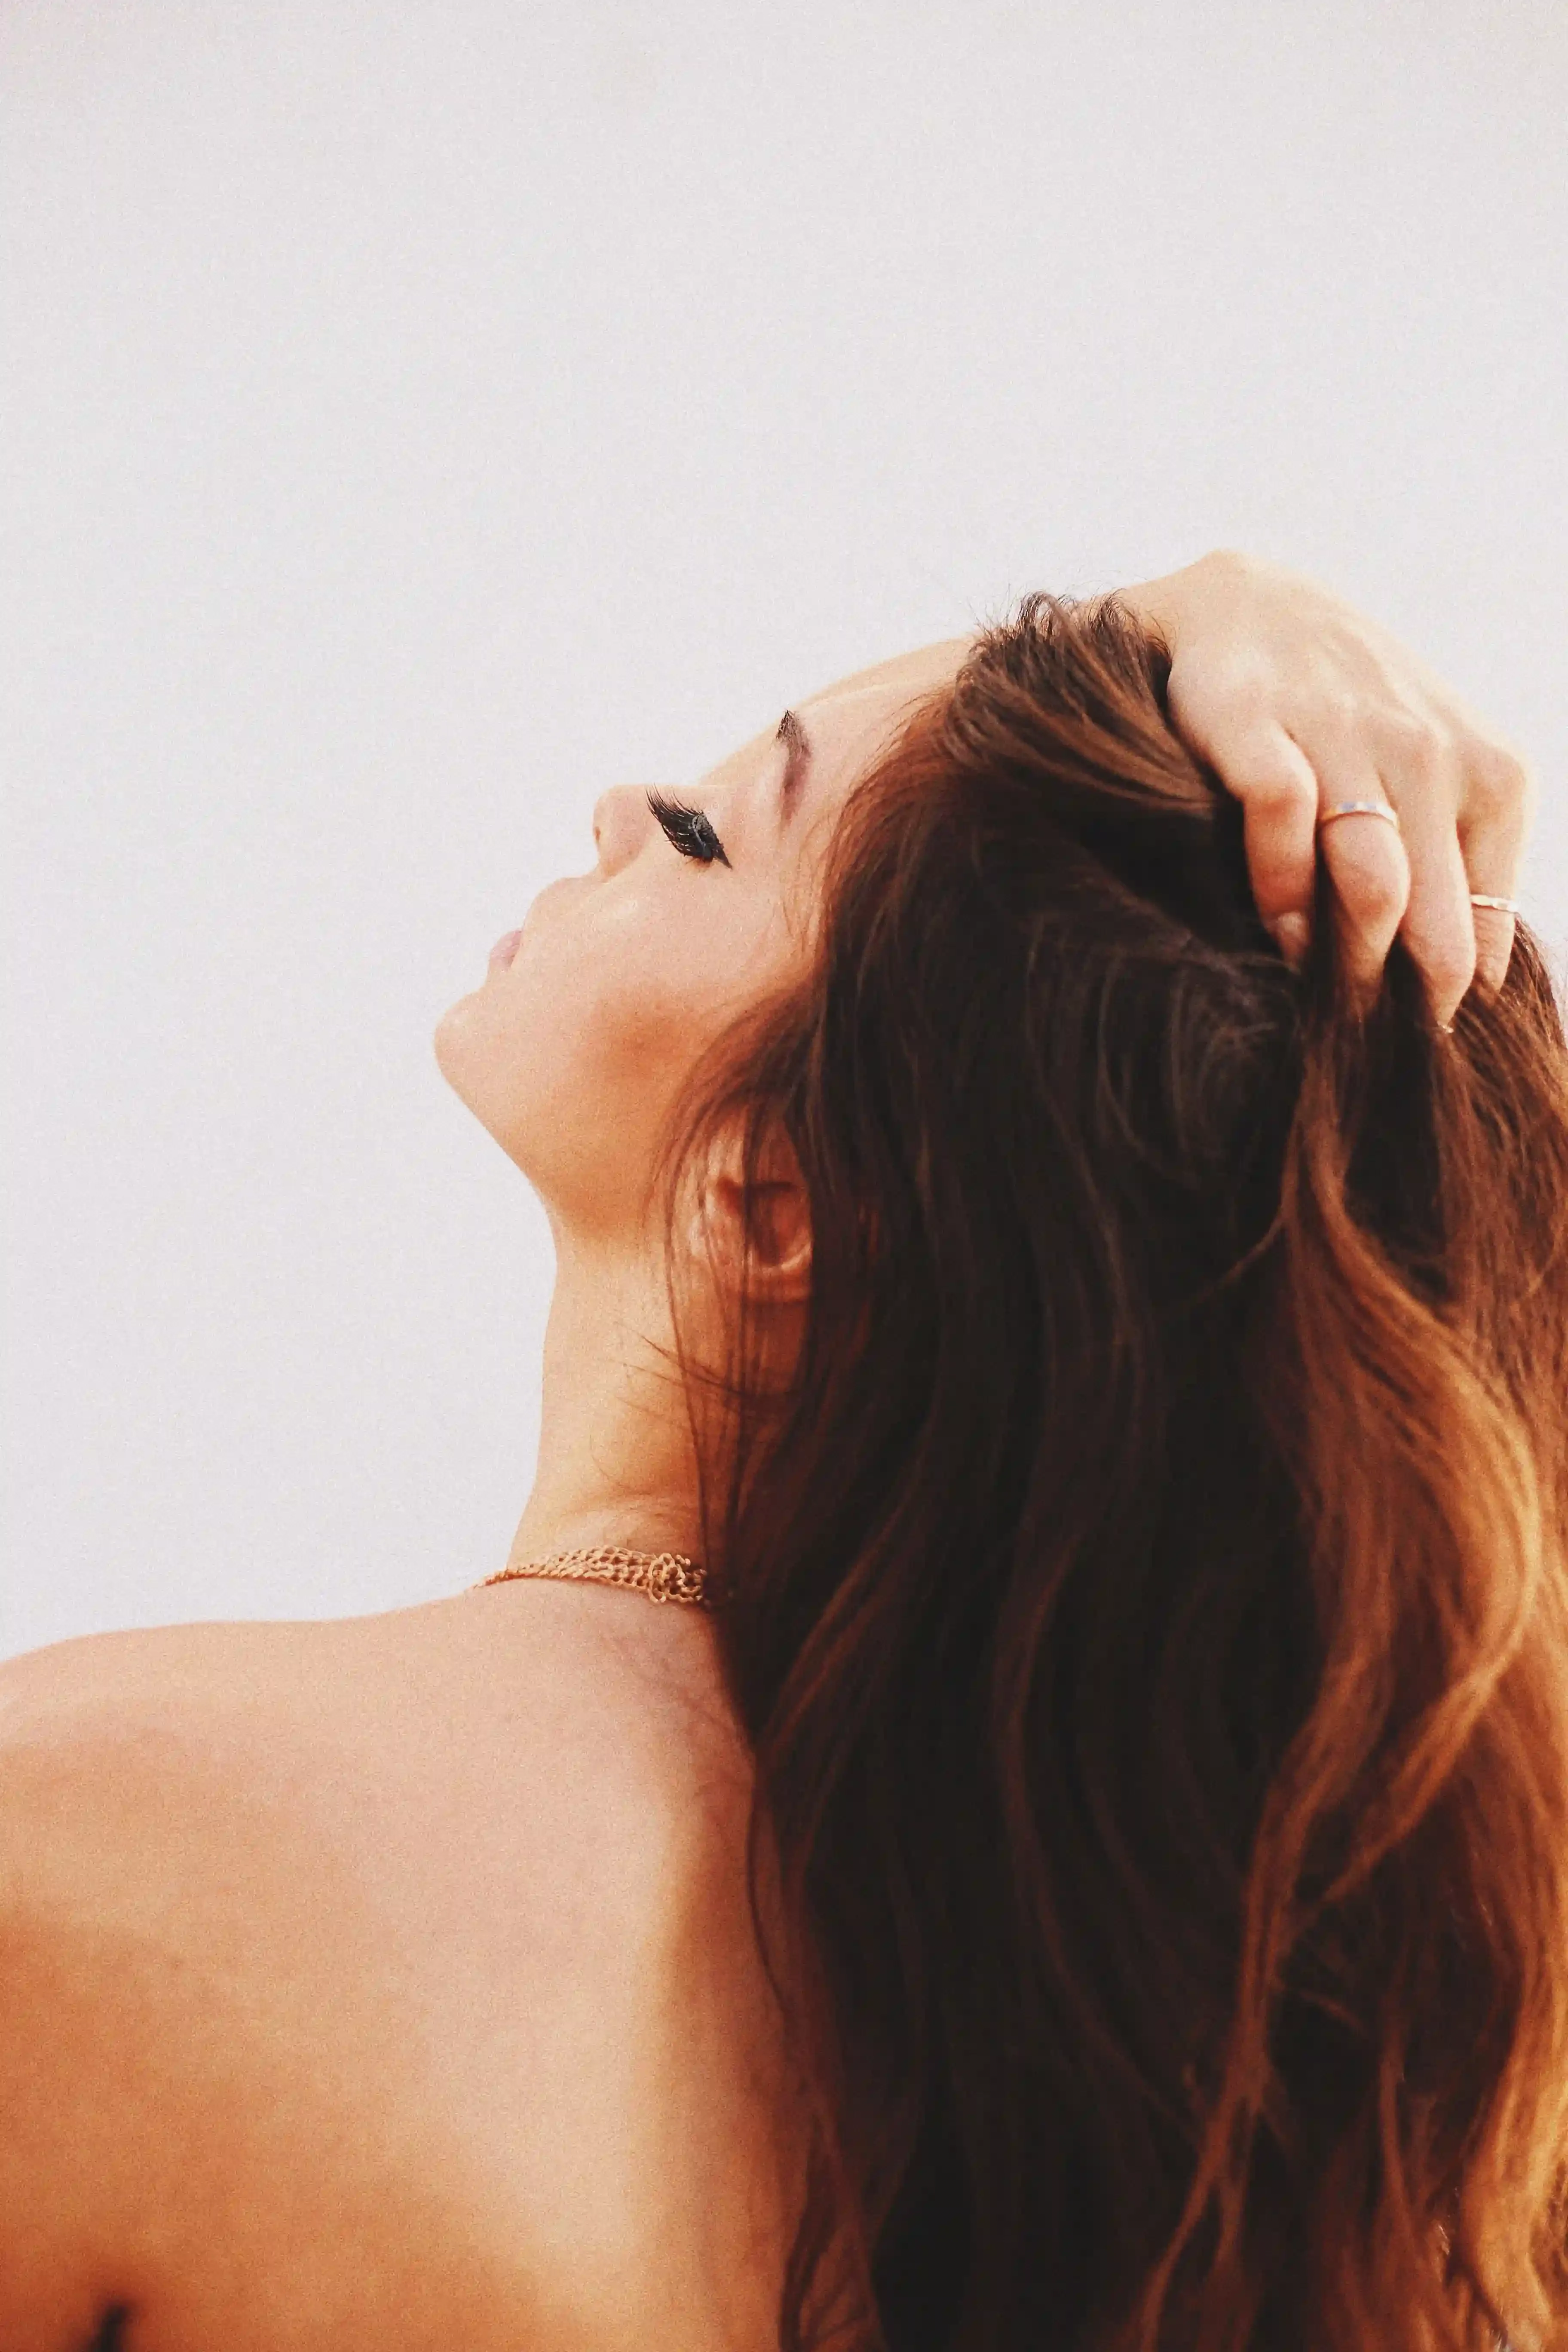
[591,781,656,876]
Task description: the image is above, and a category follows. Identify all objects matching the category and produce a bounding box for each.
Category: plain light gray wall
[4,0,1565,1660]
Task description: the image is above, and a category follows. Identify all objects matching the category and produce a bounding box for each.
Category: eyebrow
[775,707,812,828]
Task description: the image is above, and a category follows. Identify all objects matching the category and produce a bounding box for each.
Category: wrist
[1115,548,1248,645]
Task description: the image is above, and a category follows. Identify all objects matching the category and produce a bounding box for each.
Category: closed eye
[646,790,731,867]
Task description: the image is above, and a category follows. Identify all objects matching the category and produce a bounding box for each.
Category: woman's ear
[687,1129,813,1308]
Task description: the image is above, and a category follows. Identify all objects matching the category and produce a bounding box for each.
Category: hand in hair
[1120,548,1535,1029]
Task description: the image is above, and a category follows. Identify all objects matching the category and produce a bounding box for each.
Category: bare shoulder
[0,1595,781,2349]
[0,1589,750,1920]
[0,1585,755,2082]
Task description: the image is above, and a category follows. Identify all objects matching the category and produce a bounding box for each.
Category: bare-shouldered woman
[2,552,1557,2352]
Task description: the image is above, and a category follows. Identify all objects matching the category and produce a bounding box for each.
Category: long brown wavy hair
[651,594,1568,2352]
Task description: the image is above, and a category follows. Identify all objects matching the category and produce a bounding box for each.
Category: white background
[4,0,1566,1660]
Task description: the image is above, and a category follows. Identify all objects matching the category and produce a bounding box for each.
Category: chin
[432,988,512,1135]
[432,991,476,1095]
[432,990,553,1190]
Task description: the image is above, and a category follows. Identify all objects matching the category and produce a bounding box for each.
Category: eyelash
[645,790,731,867]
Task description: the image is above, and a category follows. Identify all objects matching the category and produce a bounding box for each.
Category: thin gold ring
[1317,800,1401,829]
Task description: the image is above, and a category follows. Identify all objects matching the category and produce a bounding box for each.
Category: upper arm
[0,1904,150,2344]
[0,1652,193,2344]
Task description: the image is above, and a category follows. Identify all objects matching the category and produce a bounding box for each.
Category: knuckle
[1467,738,1532,818]
[1374,708,1448,776]
[1220,728,1308,799]
[1307,687,1364,745]
[1250,764,1316,818]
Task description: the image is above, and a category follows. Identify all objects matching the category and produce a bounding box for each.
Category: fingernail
[1274,914,1311,968]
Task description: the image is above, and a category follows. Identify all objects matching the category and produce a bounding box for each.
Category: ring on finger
[1317,803,1522,922]
[1315,802,1520,1035]
[1317,800,1402,831]
[1317,805,1520,915]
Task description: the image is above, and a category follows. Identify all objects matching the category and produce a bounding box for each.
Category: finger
[1196,717,1321,957]
[1463,900,1519,1012]
[1387,793,1476,1032]
[1456,744,1534,1004]
[1304,750,1411,1015]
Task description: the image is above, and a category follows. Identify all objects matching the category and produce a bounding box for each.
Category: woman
[0,550,1559,2352]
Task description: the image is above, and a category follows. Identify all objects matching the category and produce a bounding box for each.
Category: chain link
[478,1544,712,1609]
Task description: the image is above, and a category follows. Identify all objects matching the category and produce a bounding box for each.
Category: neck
[503,1224,708,1576]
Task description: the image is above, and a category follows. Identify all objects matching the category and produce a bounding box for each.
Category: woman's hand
[1120,550,1535,1027]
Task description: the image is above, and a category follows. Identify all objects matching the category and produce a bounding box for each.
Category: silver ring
[1469,892,1520,915]
[1318,800,1401,830]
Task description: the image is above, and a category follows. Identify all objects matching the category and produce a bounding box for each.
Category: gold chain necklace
[477,1544,713,1609]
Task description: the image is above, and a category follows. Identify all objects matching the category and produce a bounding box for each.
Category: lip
[488,927,524,970]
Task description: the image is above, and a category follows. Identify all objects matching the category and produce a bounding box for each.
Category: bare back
[0,1585,810,2351]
